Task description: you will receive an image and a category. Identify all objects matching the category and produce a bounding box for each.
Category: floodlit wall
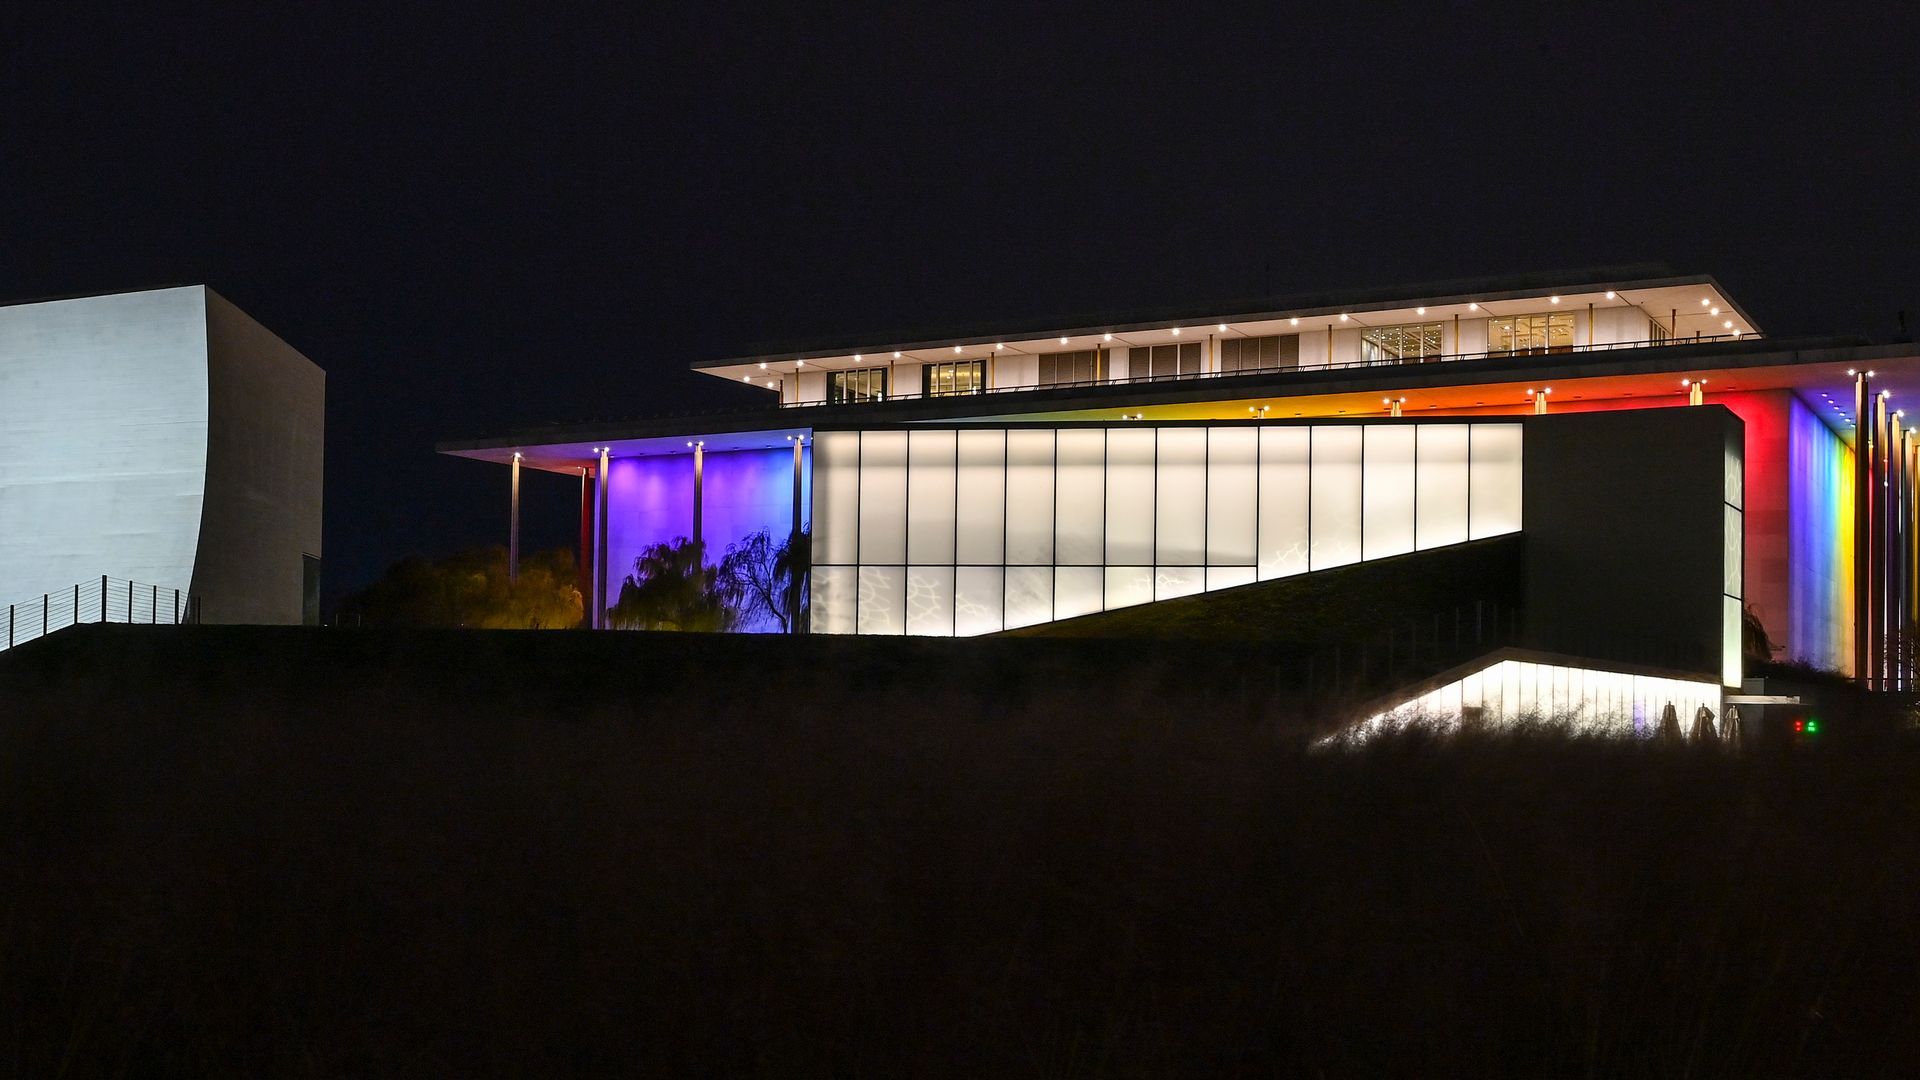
[1354,654,1723,737]
[1786,396,1853,672]
[603,447,810,633]
[809,421,1524,636]
[0,286,323,625]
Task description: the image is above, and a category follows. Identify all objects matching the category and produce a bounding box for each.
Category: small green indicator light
[1806,719,1820,734]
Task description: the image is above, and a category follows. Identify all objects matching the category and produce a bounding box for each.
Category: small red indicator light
[1794,720,1805,732]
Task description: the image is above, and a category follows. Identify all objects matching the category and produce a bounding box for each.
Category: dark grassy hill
[999,535,1522,643]
[2,624,1919,1076]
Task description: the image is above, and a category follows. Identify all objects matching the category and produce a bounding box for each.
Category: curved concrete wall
[0,286,322,624]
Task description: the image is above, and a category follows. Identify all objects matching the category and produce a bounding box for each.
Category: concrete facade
[0,286,323,624]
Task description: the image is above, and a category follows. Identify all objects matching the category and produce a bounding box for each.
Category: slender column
[1892,423,1905,689]
[1875,391,1890,687]
[597,447,611,629]
[692,441,705,553]
[790,434,805,632]
[577,466,593,624]
[1855,371,1873,687]
[509,452,522,583]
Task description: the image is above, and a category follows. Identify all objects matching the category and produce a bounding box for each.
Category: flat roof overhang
[691,272,1763,394]
[441,337,1920,472]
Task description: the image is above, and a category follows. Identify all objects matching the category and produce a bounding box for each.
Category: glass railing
[777,332,1757,408]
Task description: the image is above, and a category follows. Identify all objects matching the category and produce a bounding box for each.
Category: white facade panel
[1361,425,1417,560]
[1004,565,1053,628]
[811,565,857,633]
[1310,426,1363,570]
[1205,427,1258,567]
[953,566,1004,636]
[857,430,908,564]
[954,429,1006,564]
[1469,424,1524,538]
[1258,427,1311,580]
[1104,427,1156,565]
[1054,566,1103,620]
[857,565,906,635]
[1155,427,1207,566]
[906,429,957,564]
[813,431,862,565]
[1415,424,1471,550]
[1103,566,1153,610]
[1054,429,1105,565]
[1155,566,1205,601]
[907,565,955,636]
[1004,429,1055,565]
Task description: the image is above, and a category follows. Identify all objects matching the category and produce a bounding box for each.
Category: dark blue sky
[4,3,1916,599]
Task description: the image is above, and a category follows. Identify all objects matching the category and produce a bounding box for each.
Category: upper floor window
[1360,323,1445,364]
[1489,312,1574,355]
[1129,342,1202,380]
[1220,334,1300,372]
[828,367,888,404]
[923,359,984,397]
[1038,349,1100,386]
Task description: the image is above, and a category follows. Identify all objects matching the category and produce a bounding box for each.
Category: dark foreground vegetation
[3,627,1918,1077]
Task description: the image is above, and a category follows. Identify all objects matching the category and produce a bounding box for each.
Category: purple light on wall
[603,445,811,631]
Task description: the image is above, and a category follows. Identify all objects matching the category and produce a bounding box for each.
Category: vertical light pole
[508,452,522,584]
[1854,369,1873,688]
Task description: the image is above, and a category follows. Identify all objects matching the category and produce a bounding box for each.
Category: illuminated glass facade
[809,421,1524,636]
[1353,653,1723,738]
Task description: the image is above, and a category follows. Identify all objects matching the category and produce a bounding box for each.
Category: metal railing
[1,577,199,653]
[777,332,1759,408]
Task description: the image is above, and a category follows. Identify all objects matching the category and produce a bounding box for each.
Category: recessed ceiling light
[1416,307,1426,315]
[893,351,902,358]
[953,346,962,353]
[1469,303,1480,311]
[1711,307,1721,316]
[1550,296,1561,304]
[1724,320,1734,329]
[1171,327,1182,336]
[798,359,807,367]
[1103,332,1113,341]
[1701,298,1711,306]
[1339,314,1349,321]
[1217,323,1228,332]
[758,362,767,369]
[1290,317,1299,325]
[1605,290,1616,299]
[1059,337,1070,344]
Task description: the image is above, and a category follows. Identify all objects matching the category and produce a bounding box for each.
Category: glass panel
[954,430,1005,564]
[1155,566,1204,601]
[906,429,957,564]
[1362,425,1417,560]
[857,430,908,564]
[810,565,858,634]
[812,431,862,565]
[953,566,1004,636]
[906,565,955,637]
[1105,427,1157,565]
[1055,429,1105,565]
[1004,566,1054,628]
[1207,566,1256,591]
[1103,566,1154,610]
[1469,424,1524,539]
[1310,426,1364,570]
[1155,428,1207,565]
[1004,429,1055,565]
[1054,566,1103,620]
[1258,426,1311,579]
[857,566,905,635]
[1415,424,1471,550]
[1206,427,1258,566]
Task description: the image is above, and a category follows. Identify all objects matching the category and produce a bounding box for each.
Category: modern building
[0,286,325,634]
[442,267,1920,728]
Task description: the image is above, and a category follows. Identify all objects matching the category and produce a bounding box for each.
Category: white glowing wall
[1356,657,1722,738]
[0,287,323,624]
[811,422,1523,636]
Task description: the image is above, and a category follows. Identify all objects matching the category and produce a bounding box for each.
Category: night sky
[4,5,1915,605]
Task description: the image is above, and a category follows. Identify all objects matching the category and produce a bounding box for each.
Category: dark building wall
[1522,407,1739,682]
